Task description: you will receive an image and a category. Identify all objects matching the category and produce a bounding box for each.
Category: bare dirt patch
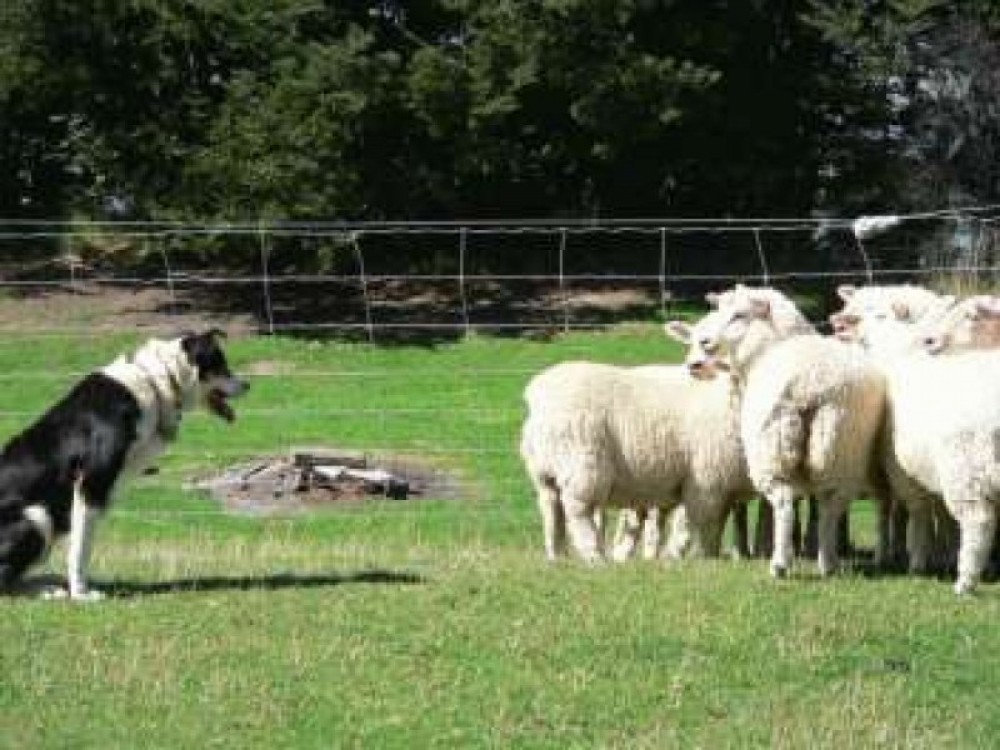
[189,447,468,515]
[0,282,257,336]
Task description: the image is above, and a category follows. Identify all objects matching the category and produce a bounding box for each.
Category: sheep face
[682,294,777,378]
[829,284,942,346]
[665,320,725,379]
[920,295,1000,355]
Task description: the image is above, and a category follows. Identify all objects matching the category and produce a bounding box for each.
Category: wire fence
[1,209,999,525]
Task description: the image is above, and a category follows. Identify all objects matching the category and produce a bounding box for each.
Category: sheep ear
[890,301,910,321]
[837,284,857,302]
[705,292,721,308]
[974,296,1000,319]
[750,297,771,319]
[664,321,691,344]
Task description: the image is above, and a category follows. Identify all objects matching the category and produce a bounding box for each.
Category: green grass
[0,325,998,749]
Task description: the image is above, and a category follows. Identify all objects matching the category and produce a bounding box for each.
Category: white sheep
[829,283,951,565]
[879,348,1000,593]
[520,355,753,563]
[839,291,1000,592]
[684,286,887,578]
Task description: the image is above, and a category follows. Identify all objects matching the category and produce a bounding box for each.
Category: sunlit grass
[0,328,997,748]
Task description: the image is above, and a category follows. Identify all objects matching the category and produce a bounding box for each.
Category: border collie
[0,330,247,600]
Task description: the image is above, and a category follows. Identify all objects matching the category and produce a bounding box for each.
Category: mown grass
[1,326,999,749]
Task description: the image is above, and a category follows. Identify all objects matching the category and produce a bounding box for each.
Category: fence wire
[0,212,996,525]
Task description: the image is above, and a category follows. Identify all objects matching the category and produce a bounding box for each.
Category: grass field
[2,324,1000,749]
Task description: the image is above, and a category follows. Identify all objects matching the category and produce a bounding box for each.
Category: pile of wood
[191,447,415,509]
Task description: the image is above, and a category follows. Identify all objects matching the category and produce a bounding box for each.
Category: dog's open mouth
[207,389,236,422]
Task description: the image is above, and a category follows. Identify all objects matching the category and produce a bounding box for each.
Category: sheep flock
[520,283,1000,595]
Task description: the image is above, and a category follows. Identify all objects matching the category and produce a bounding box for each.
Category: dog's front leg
[67,479,104,602]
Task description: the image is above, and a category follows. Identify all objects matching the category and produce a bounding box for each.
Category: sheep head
[829,284,943,348]
[919,295,1000,355]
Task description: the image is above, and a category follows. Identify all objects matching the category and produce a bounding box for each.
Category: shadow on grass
[13,569,426,599]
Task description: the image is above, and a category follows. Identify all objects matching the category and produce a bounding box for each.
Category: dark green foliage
[0,0,996,225]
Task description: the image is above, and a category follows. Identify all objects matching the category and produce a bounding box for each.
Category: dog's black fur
[0,331,245,592]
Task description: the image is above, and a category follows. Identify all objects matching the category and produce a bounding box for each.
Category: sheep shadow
[10,569,426,599]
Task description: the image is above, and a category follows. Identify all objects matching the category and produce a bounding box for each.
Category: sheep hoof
[770,562,788,579]
[610,546,634,563]
[954,579,977,596]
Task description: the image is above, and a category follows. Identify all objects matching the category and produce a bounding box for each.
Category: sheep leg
[768,486,797,578]
[873,492,892,569]
[611,509,644,562]
[643,506,669,560]
[753,500,773,558]
[837,512,852,558]
[565,509,603,563]
[731,502,750,560]
[692,518,724,558]
[593,508,607,554]
[534,479,566,561]
[890,502,909,569]
[906,504,935,574]
[662,506,691,560]
[817,493,850,576]
[802,497,818,557]
[953,505,996,596]
[933,501,959,574]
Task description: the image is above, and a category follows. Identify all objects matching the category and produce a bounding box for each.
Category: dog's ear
[181,329,227,357]
[180,332,201,361]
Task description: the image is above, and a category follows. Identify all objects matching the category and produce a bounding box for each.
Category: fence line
[0,214,995,526]
[4,201,1000,228]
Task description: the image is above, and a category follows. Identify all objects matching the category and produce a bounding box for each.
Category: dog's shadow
[13,569,426,599]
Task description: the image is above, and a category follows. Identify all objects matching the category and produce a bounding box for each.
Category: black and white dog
[0,330,247,600]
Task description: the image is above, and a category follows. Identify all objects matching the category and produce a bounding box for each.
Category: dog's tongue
[208,391,235,422]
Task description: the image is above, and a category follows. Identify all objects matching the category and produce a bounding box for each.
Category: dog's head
[180,329,248,422]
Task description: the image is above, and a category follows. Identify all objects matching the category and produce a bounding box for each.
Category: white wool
[520,361,752,562]
[875,344,1000,593]
[830,286,1000,592]
[687,286,887,577]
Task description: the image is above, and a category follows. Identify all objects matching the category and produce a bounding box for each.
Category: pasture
[2,322,1000,749]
